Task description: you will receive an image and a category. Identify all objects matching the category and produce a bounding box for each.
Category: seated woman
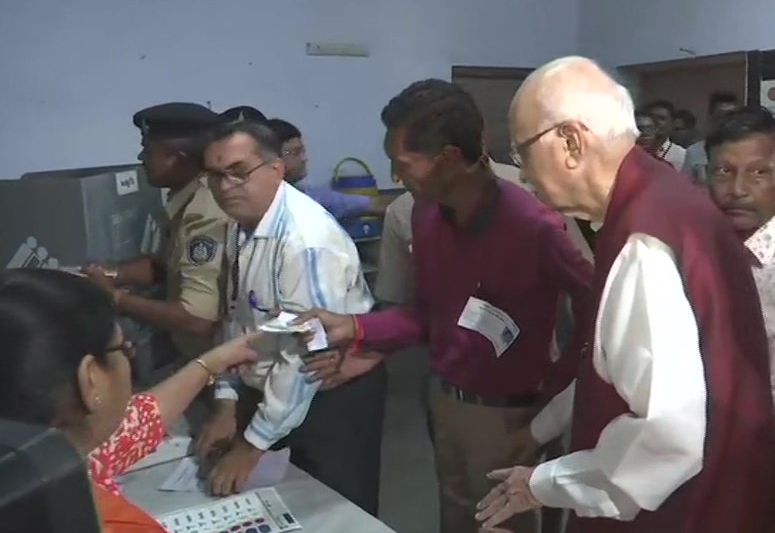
[0,268,260,532]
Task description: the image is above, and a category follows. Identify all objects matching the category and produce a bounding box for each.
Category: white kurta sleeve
[529,234,707,520]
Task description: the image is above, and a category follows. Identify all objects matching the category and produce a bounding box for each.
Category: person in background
[634,109,660,154]
[642,99,686,169]
[296,79,593,533]
[475,56,774,533]
[195,120,385,515]
[672,109,698,147]
[706,106,775,407]
[265,118,392,220]
[0,268,260,533]
[82,103,229,366]
[682,91,740,183]
[373,187,416,307]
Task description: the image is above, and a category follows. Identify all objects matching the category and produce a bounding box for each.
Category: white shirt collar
[241,181,287,239]
[745,215,775,266]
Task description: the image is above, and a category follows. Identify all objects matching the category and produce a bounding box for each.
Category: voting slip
[156,488,301,533]
[159,449,291,493]
[258,312,328,352]
[457,297,520,357]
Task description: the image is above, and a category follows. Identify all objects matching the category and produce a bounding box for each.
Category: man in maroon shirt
[297,79,592,533]
[475,56,775,533]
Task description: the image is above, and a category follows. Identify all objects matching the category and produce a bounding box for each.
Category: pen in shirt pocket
[248,290,272,313]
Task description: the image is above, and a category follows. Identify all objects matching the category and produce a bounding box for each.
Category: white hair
[532,56,639,140]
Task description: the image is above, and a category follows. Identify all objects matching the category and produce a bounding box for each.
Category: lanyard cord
[230,229,244,302]
[658,140,672,160]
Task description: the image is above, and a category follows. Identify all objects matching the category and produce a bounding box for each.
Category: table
[121,459,396,533]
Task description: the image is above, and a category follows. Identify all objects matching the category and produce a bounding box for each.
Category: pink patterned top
[88,393,166,495]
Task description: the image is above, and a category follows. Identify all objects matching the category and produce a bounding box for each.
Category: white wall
[580,0,774,66]
[0,0,578,185]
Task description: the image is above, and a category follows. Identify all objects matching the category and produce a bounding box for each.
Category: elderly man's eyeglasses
[206,160,274,185]
[509,123,563,168]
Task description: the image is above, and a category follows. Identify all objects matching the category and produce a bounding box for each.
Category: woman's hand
[199,332,263,375]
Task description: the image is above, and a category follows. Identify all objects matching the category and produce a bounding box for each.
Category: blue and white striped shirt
[214,182,374,450]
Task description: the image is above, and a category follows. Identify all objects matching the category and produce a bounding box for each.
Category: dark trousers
[237,363,387,516]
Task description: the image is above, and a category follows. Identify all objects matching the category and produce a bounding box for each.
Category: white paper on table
[158,448,291,493]
[159,456,200,492]
[126,435,192,474]
[244,447,291,489]
[259,311,328,351]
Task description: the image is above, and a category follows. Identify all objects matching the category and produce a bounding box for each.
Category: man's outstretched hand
[292,309,358,346]
[475,466,541,529]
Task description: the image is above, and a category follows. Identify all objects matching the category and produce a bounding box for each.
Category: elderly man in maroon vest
[475,56,775,533]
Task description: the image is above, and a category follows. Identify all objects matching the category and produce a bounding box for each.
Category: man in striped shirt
[195,120,385,514]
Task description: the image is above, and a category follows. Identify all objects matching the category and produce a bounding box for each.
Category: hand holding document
[259,311,328,351]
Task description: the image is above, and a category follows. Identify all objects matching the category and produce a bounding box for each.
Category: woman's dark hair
[0,269,116,426]
[705,106,775,157]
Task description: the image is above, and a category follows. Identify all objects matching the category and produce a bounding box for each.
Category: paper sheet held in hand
[159,448,291,492]
[259,311,328,351]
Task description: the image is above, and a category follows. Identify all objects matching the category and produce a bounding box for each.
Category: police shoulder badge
[187,236,217,265]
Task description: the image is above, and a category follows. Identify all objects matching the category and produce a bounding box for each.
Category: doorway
[619,52,747,136]
[451,66,532,163]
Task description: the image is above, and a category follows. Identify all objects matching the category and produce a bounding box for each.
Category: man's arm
[539,219,594,401]
[116,295,214,337]
[242,246,358,451]
[359,196,427,350]
[529,235,706,520]
[118,207,227,338]
[373,202,413,305]
[115,256,160,287]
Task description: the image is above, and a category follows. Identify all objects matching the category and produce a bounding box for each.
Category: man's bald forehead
[517,57,616,107]
[525,56,609,89]
[510,56,624,134]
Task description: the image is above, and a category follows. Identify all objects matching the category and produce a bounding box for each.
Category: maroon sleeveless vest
[566,147,775,533]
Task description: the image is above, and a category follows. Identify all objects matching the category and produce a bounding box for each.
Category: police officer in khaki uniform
[83,103,229,363]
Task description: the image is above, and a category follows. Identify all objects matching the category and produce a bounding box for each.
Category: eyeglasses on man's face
[206,159,274,186]
[509,123,563,168]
